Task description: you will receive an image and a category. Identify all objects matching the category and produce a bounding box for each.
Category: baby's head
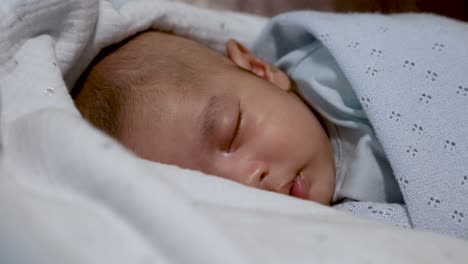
[74,31,335,204]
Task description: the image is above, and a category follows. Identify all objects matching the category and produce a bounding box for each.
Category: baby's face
[120,40,335,205]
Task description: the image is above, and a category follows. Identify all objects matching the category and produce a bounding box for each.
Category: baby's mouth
[289,173,309,200]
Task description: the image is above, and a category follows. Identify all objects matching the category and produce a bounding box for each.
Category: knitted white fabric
[252,11,468,239]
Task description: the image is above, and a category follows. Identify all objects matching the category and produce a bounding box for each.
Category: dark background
[176,0,468,21]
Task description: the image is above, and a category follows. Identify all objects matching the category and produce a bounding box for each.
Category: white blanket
[1,0,468,263]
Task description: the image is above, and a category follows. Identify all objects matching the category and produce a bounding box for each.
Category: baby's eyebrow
[200,95,222,140]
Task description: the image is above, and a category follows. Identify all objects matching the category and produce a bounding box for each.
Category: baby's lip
[289,173,309,200]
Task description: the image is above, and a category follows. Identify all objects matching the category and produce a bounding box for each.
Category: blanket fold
[252,11,468,239]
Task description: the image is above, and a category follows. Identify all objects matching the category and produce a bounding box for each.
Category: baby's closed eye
[224,102,244,153]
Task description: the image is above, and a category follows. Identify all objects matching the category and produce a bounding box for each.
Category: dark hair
[73,31,229,138]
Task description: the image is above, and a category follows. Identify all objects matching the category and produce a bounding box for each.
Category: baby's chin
[306,159,335,205]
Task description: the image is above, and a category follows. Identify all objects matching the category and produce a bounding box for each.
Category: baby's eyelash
[238,103,244,131]
[228,102,243,152]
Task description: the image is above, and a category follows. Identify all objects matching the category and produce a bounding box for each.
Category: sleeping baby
[74,30,401,206]
[74,8,468,239]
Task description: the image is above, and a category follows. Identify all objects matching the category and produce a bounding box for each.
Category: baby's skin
[78,32,336,205]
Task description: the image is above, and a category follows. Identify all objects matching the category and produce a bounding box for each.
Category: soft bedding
[252,11,468,239]
[1,0,468,263]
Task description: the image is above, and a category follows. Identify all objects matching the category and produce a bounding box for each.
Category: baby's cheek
[213,152,265,188]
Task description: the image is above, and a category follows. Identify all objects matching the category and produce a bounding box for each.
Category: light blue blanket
[252,11,468,239]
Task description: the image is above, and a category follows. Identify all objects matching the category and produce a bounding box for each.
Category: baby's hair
[73,31,231,138]
[72,37,127,136]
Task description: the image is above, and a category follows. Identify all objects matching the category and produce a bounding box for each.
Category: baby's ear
[226,39,290,91]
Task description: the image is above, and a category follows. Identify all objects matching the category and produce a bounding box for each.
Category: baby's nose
[244,160,268,188]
